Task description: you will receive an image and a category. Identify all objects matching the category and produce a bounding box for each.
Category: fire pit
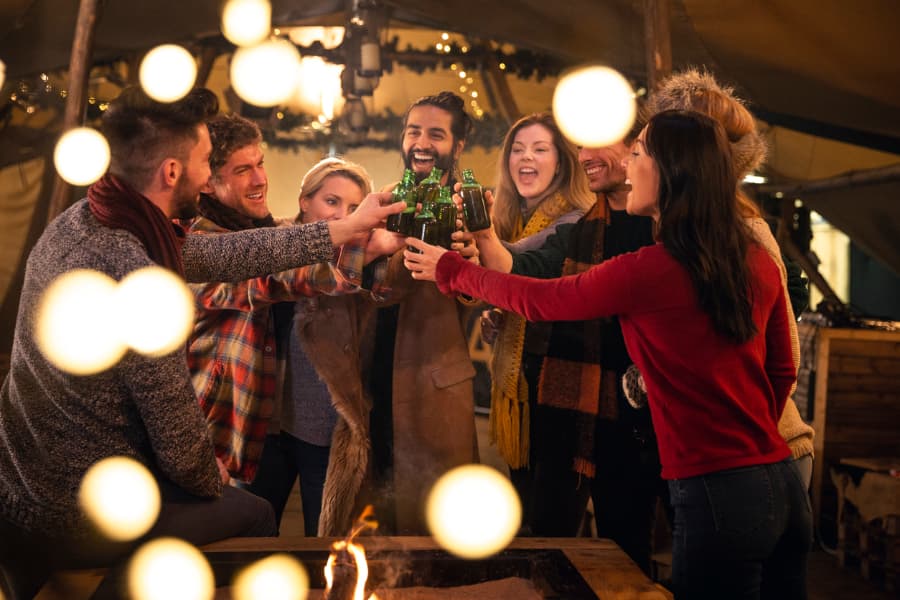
[206,547,597,598]
[201,537,672,599]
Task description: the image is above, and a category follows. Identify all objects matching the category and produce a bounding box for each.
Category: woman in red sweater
[404,110,812,600]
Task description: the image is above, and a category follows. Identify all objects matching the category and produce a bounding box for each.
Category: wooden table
[203,536,672,600]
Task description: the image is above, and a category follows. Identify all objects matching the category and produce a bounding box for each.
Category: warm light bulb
[290,56,343,118]
[35,269,127,375]
[233,554,309,600]
[0,59,6,91]
[114,266,195,357]
[79,456,161,541]
[426,464,521,559]
[553,65,636,147]
[231,39,301,107]
[128,538,214,600]
[222,0,271,47]
[53,127,110,186]
[140,45,197,103]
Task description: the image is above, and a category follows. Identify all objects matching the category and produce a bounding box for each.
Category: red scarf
[87,174,186,277]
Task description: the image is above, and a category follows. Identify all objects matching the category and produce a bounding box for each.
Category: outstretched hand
[403,238,448,281]
[329,192,405,245]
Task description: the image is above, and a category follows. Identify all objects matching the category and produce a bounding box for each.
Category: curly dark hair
[101,86,219,191]
[207,113,262,175]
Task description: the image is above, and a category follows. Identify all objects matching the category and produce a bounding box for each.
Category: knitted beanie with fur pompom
[642,68,768,178]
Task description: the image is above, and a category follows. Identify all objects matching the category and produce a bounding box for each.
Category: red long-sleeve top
[436,242,795,479]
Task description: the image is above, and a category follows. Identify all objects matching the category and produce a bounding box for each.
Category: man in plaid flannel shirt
[185,114,385,485]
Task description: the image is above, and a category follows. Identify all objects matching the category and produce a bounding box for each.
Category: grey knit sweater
[0,199,333,536]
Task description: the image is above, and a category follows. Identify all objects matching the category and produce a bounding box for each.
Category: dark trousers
[0,479,275,599]
[247,431,331,536]
[668,458,813,600]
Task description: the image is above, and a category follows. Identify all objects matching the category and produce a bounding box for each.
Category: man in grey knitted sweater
[0,87,401,598]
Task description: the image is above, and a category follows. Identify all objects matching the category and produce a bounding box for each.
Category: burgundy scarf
[87,174,186,277]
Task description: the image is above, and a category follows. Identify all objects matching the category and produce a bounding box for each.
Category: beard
[171,176,200,220]
[403,148,456,182]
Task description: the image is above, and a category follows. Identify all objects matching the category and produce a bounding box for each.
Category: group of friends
[0,68,814,600]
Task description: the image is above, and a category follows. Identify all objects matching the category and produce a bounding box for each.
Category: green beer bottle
[410,201,440,253]
[460,168,491,231]
[434,186,458,249]
[386,169,416,234]
[416,167,443,209]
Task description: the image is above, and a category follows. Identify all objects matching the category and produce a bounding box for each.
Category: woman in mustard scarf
[484,112,594,532]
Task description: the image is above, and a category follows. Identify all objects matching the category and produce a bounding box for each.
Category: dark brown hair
[648,109,756,343]
[101,86,219,191]
[207,113,262,175]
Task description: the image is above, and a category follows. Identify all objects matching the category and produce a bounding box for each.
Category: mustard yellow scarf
[489,192,575,468]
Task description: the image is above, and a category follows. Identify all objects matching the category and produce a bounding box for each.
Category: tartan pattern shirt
[186,215,367,483]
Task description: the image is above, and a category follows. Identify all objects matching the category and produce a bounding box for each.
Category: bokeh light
[0,58,6,91]
[53,127,111,186]
[114,266,195,357]
[289,56,344,120]
[140,44,197,103]
[78,456,161,541]
[230,39,301,107]
[552,65,636,147]
[35,269,127,375]
[426,464,521,559]
[222,0,271,47]
[233,554,309,600]
[128,538,214,600]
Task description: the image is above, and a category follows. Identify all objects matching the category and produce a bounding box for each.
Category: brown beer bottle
[386,169,416,233]
[460,168,491,231]
[433,186,457,249]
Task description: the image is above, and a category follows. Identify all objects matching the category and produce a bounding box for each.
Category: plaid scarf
[490,192,575,469]
[536,198,618,478]
[87,174,186,277]
[197,193,276,231]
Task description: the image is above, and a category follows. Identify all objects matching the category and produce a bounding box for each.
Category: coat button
[264,346,272,353]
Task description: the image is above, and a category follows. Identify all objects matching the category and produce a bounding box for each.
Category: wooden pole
[777,202,843,306]
[643,0,672,92]
[756,163,900,196]
[476,42,521,127]
[46,0,101,225]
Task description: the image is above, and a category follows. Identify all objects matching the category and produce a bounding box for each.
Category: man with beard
[366,91,479,534]
[465,128,663,572]
[0,87,401,598]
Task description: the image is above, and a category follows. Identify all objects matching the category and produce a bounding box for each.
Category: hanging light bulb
[553,65,636,147]
[221,0,271,47]
[139,45,197,103]
[54,127,111,186]
[231,39,301,107]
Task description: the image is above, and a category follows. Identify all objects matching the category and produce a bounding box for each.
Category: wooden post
[46,0,101,225]
[643,0,672,92]
[476,42,521,127]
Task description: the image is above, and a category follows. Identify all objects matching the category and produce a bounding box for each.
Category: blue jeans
[246,431,330,536]
[668,459,812,600]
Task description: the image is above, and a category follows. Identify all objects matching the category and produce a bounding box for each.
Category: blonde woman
[485,112,594,530]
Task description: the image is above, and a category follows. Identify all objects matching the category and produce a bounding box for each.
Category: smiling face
[299,174,364,224]
[402,105,463,183]
[507,123,559,205]
[206,142,269,220]
[578,142,628,194]
[623,127,661,220]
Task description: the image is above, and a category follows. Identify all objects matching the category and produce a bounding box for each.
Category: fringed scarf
[489,192,575,469]
[87,174,186,277]
[536,198,618,478]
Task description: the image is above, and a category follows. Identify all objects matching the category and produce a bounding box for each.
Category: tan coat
[371,251,478,534]
[292,292,376,536]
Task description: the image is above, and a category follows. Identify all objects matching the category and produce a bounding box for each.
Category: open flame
[323,506,378,600]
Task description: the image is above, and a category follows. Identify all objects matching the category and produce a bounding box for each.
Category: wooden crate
[809,327,900,543]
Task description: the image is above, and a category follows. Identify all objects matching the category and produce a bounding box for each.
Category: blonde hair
[491,113,594,241]
[298,157,372,220]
